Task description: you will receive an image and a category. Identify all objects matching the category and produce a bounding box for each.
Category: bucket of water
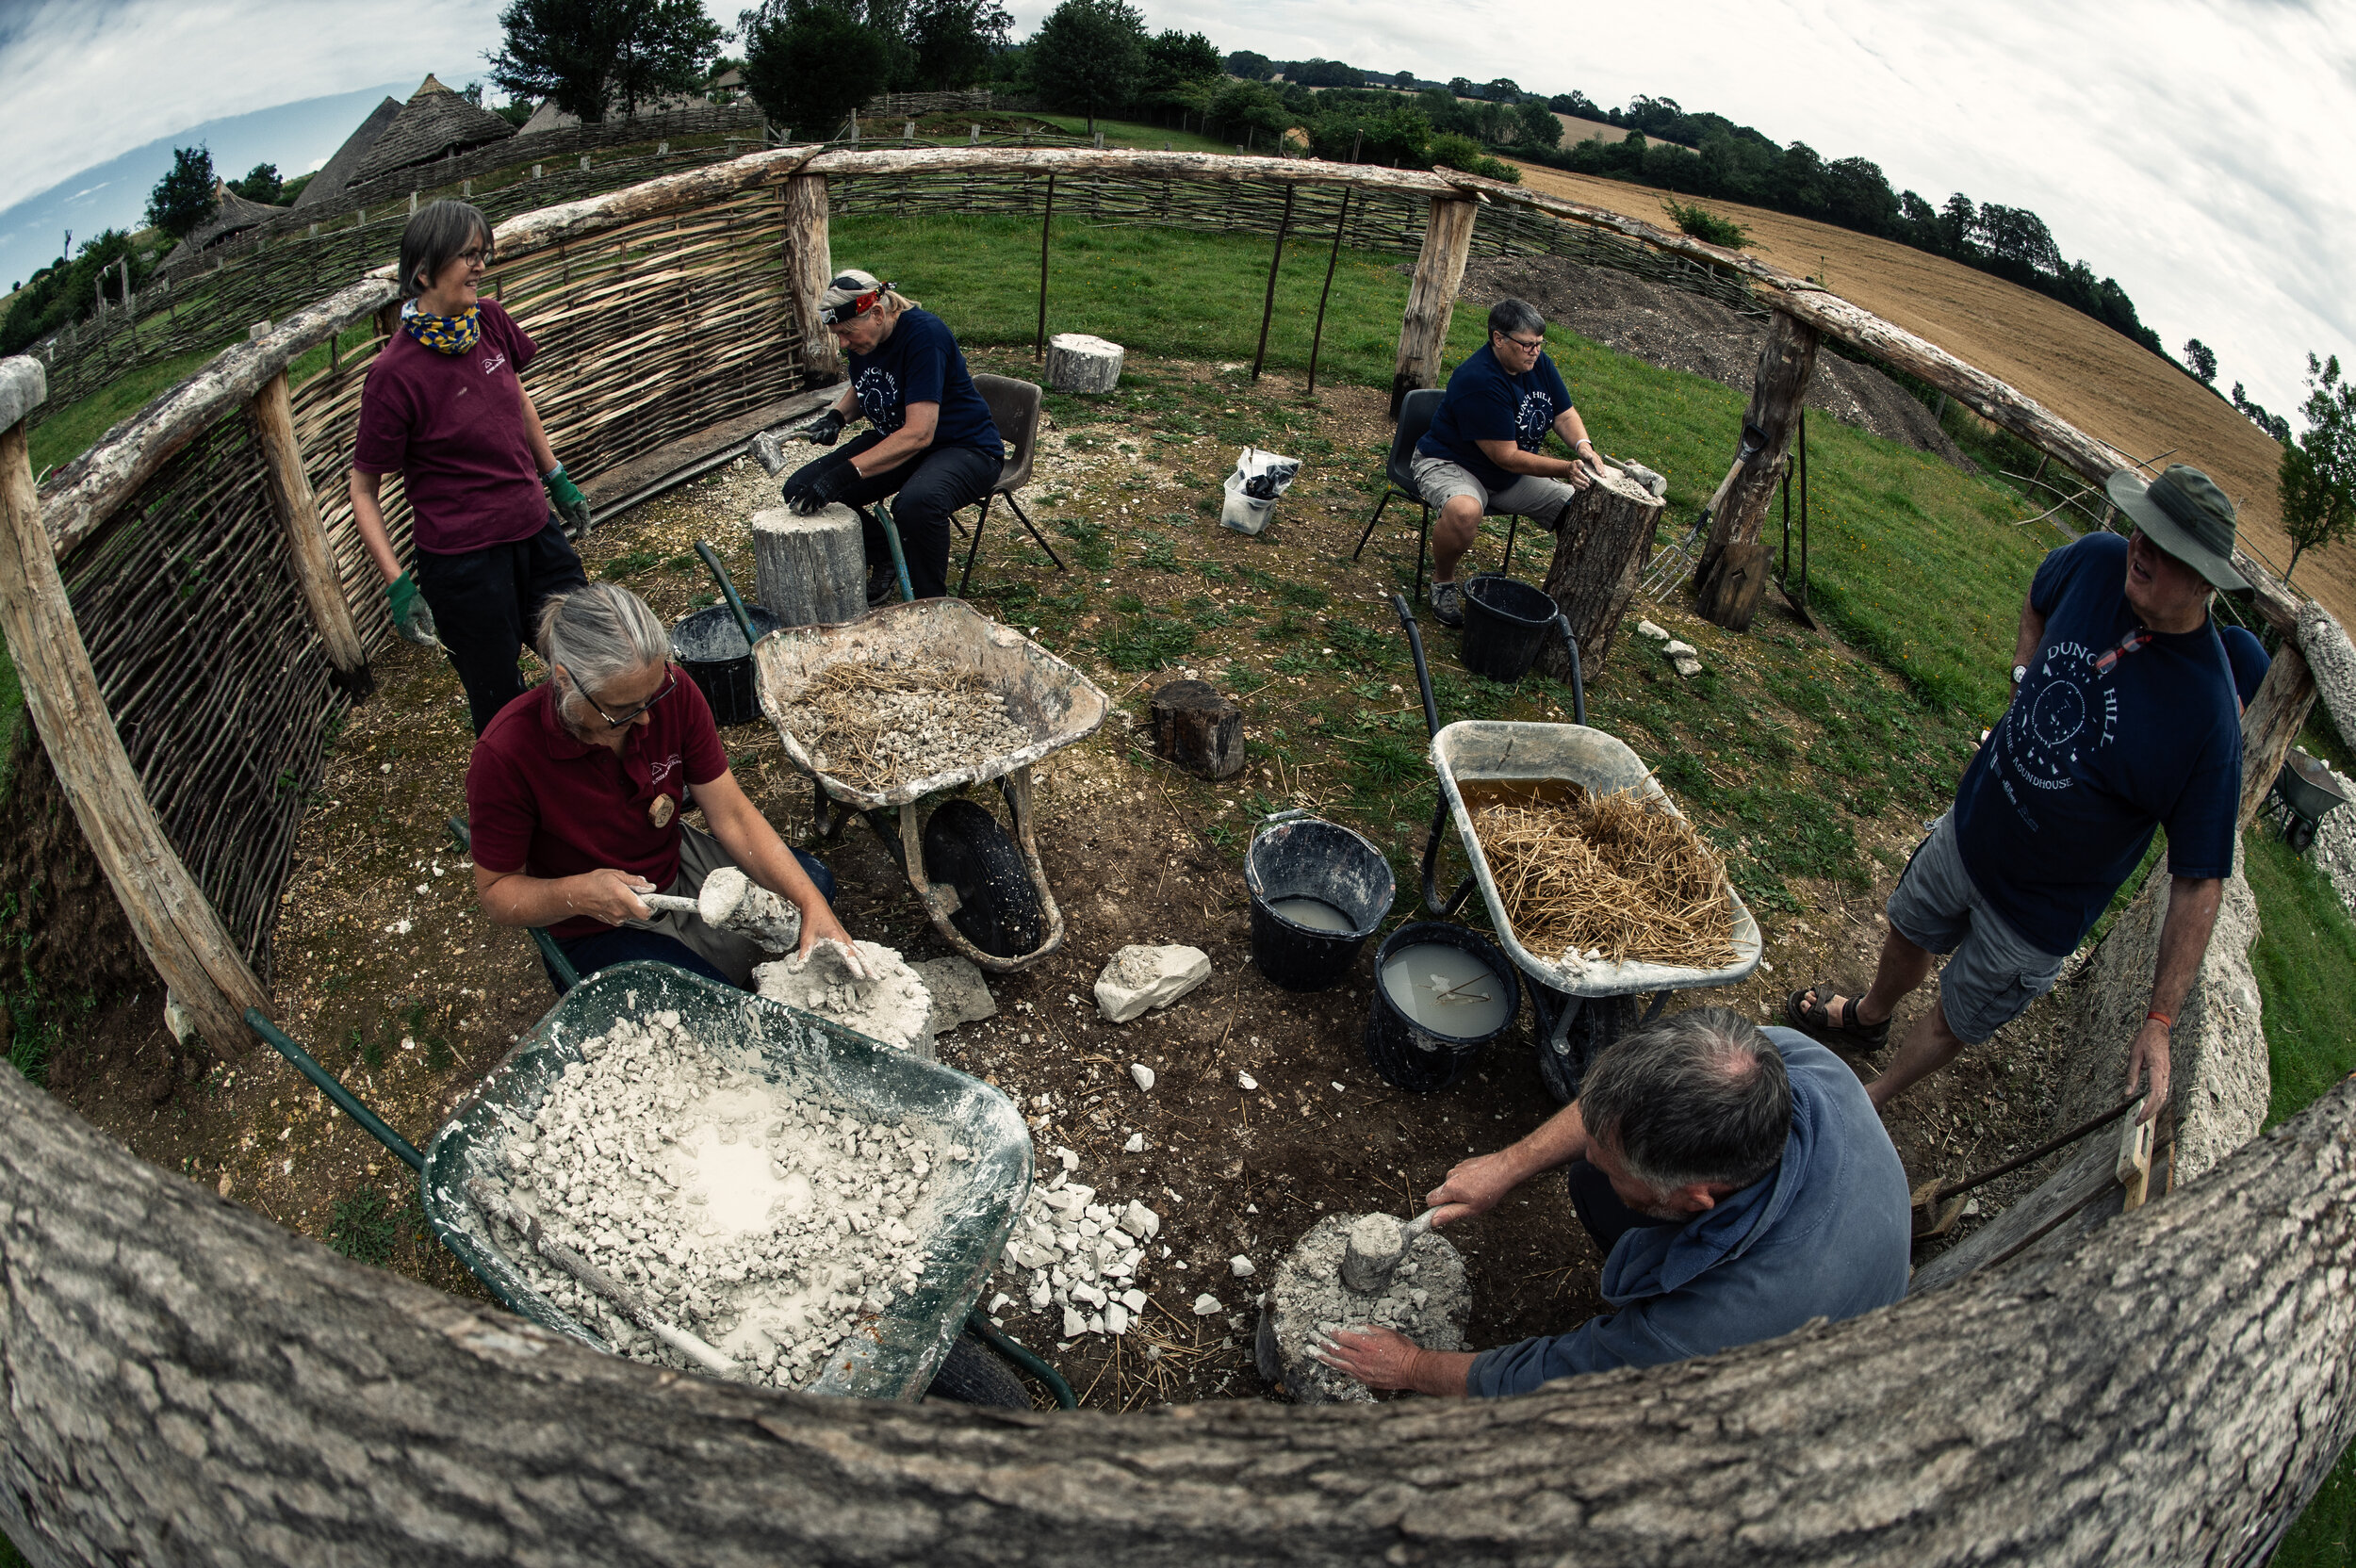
[1460,573,1560,686]
[1365,921,1520,1092]
[1245,813,1395,992]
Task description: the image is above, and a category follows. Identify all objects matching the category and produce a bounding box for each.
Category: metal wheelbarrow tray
[751,597,1108,973]
[421,961,1033,1400]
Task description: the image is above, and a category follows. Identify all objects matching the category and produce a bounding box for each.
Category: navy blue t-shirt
[848,308,1002,456]
[1416,342,1574,493]
[1952,532,2242,956]
[2218,624,2269,710]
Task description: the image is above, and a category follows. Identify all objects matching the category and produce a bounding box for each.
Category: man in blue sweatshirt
[1312,1007,1910,1396]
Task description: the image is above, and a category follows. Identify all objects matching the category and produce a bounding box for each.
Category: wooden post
[0,357,268,1052]
[1305,189,1350,397]
[1536,468,1667,679]
[1250,183,1295,382]
[249,370,372,699]
[1390,197,1476,416]
[781,174,839,384]
[1034,174,1056,360]
[2236,644,2316,831]
[1694,306,1820,621]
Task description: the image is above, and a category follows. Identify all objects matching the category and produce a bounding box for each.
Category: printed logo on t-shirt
[647,752,684,785]
[1515,389,1557,451]
[1994,640,2120,821]
[481,351,507,376]
[854,368,905,434]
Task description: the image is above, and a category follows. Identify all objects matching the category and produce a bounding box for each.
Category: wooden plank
[0,379,269,1052]
[1907,1139,2119,1296]
[1391,197,1477,416]
[2237,644,2316,830]
[248,369,371,699]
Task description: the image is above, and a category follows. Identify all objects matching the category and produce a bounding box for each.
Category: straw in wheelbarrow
[1472,784,1738,969]
[777,662,1030,792]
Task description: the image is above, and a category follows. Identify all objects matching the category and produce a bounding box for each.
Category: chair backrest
[973,373,1043,494]
[1387,386,1444,492]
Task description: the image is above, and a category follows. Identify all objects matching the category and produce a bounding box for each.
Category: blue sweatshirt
[1466,1030,1909,1396]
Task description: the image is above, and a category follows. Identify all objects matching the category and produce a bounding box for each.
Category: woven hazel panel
[58,409,342,983]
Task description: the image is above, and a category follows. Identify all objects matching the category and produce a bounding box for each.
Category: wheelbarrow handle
[874,500,916,603]
[244,1007,424,1173]
[694,540,762,650]
[1388,593,1443,742]
[1419,793,1478,920]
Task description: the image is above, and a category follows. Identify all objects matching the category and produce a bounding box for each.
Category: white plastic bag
[1219,446,1301,535]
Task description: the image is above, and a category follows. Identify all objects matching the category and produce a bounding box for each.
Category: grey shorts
[1409,453,1578,531]
[1885,814,2069,1045]
[620,822,767,988]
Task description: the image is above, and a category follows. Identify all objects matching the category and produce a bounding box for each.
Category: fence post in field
[782,175,840,384]
[249,368,374,699]
[1695,305,1820,627]
[0,356,269,1052]
[1390,196,1476,416]
[2237,645,2316,830]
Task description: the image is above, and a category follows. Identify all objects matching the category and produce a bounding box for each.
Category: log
[1044,333,1123,394]
[8,1049,2356,1564]
[1697,539,1772,632]
[2237,643,2315,830]
[780,172,839,384]
[1149,679,1245,780]
[1391,196,1477,416]
[0,377,269,1054]
[1535,466,1665,679]
[2294,602,2356,756]
[1694,308,1820,613]
[247,369,372,699]
[752,504,866,627]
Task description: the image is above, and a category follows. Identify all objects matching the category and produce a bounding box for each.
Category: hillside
[1550,113,1693,153]
[1508,159,2354,629]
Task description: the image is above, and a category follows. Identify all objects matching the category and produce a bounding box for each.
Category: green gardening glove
[385,570,439,647]
[545,463,593,537]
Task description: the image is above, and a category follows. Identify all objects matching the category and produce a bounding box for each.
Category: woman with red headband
[779,270,1004,603]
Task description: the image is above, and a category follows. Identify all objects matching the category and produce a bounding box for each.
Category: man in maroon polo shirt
[467,584,851,988]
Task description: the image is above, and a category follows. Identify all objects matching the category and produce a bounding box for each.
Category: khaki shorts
[618,823,767,987]
[1409,453,1579,531]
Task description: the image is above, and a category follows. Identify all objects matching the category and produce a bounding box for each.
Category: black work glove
[802,408,847,447]
[781,450,859,515]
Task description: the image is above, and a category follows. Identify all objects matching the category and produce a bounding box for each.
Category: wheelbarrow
[1390,593,1762,1101]
[694,545,1107,975]
[241,960,1053,1401]
[2271,750,2350,855]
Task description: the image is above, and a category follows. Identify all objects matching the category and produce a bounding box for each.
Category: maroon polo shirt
[352,298,548,556]
[466,673,729,939]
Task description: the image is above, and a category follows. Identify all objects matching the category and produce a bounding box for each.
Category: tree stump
[1536,467,1666,682]
[751,504,865,628]
[1149,679,1245,780]
[1044,334,1123,394]
[1696,540,1771,632]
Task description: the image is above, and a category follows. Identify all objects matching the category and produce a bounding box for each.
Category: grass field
[1026,113,1238,155]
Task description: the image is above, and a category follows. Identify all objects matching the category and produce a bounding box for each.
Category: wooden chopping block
[1698,539,1771,632]
[1045,333,1124,394]
[752,504,865,628]
[1151,679,1245,780]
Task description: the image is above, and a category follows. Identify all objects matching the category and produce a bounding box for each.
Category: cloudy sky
[0,0,2348,414]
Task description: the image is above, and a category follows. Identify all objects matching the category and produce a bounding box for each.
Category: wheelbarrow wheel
[1535,992,1638,1105]
[925,1331,1031,1407]
[924,797,1045,959]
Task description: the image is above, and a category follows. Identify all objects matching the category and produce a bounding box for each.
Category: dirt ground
[1507,160,2355,629]
[38,350,2086,1411]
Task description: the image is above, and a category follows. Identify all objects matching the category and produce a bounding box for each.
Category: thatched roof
[294,95,401,208]
[353,74,516,184]
[515,90,712,136]
[160,182,290,267]
[517,99,571,136]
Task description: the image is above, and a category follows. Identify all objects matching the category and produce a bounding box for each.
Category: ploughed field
[46,347,2079,1408]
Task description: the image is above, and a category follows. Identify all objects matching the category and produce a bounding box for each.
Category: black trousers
[1563,1159,1678,1255]
[788,433,1002,599]
[414,516,588,734]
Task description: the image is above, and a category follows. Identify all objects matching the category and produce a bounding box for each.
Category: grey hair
[537,583,669,722]
[1487,297,1545,341]
[399,199,492,300]
[1579,1005,1791,1190]
[817,267,920,322]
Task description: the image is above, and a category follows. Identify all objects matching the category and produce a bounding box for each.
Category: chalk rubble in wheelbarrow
[419,961,1032,1402]
[1430,720,1762,998]
[751,598,1109,809]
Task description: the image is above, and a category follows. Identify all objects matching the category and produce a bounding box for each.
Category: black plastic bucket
[670,602,783,727]
[1245,815,1395,991]
[1460,573,1558,685]
[1364,922,1520,1092]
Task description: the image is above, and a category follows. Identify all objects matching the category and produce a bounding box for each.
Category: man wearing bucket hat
[777,270,1004,604]
[1788,464,2249,1127]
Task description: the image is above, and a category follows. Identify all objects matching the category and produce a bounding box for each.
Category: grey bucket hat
[2103,464,2250,594]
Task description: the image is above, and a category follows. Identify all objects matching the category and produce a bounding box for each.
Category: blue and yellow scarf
[401,301,482,356]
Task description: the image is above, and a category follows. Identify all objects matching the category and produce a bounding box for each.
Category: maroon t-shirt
[465,673,730,939]
[352,299,548,556]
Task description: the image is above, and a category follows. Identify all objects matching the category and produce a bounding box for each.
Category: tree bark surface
[1391,197,1477,416]
[751,504,865,628]
[8,1057,2356,1566]
[1536,466,1664,679]
[781,172,840,384]
[1693,308,1819,613]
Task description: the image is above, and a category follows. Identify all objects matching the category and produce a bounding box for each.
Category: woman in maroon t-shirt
[350,199,593,734]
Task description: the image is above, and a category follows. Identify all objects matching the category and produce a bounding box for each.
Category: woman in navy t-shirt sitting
[777,270,1005,603]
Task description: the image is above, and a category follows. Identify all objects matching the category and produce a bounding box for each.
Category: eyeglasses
[457,247,490,269]
[571,664,677,727]
[1497,332,1545,351]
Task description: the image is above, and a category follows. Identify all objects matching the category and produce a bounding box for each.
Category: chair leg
[1502,514,1520,578]
[956,493,995,599]
[1352,490,1394,563]
[1005,493,1066,572]
[1415,503,1432,605]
